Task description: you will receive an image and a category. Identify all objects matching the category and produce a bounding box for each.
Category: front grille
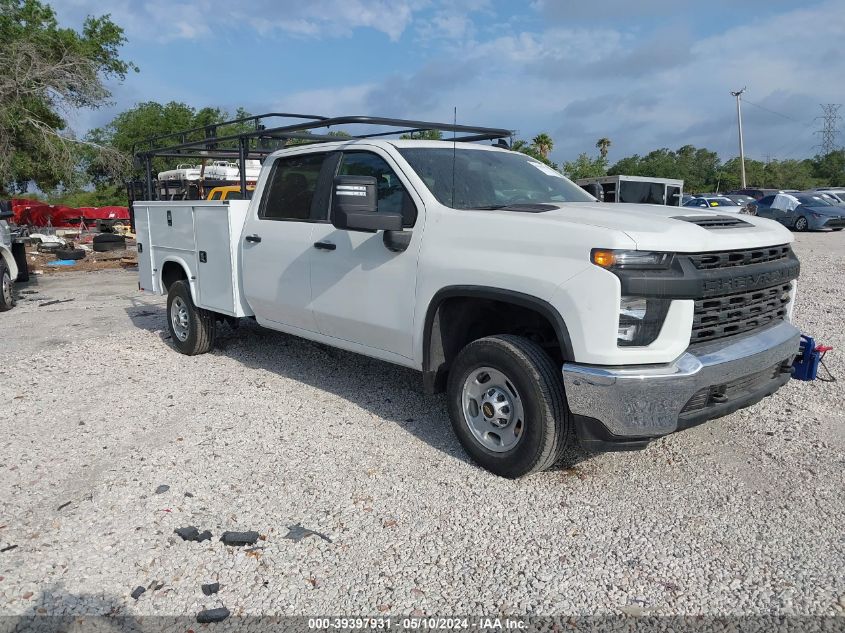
[674,215,751,229]
[691,283,792,343]
[680,362,785,414]
[688,245,791,270]
[824,217,845,228]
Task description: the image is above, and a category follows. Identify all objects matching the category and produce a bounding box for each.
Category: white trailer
[576,175,684,206]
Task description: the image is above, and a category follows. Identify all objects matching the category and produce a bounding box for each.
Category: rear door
[241,152,331,332]
[309,149,423,359]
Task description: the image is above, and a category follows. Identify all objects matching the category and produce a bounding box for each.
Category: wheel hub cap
[170,296,190,342]
[461,367,524,453]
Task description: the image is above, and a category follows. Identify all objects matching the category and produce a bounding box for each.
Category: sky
[49,0,845,166]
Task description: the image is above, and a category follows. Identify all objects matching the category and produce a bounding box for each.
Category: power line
[743,99,798,122]
[814,104,842,154]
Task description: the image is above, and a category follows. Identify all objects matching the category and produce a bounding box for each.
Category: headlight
[591,249,673,270]
[618,296,671,347]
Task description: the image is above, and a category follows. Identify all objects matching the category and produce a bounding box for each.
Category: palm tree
[596,137,612,158]
[531,133,554,159]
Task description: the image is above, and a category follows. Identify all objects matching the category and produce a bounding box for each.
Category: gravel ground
[0,231,843,624]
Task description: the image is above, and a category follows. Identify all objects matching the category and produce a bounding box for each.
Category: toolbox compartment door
[194,205,235,314]
[134,206,155,292]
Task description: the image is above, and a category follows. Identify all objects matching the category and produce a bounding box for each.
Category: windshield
[796,194,833,206]
[397,148,594,209]
[709,197,738,206]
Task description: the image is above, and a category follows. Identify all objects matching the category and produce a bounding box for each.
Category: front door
[309,149,423,359]
[241,152,329,332]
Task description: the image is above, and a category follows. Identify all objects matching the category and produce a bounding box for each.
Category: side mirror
[331,175,402,232]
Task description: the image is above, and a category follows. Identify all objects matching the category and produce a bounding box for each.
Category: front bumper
[562,320,800,449]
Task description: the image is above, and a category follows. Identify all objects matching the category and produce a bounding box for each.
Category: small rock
[184,492,194,498]
[22,591,33,600]
[201,582,220,596]
[154,485,170,494]
[174,526,212,542]
[130,586,145,600]
[220,531,259,546]
[197,607,230,623]
[282,524,332,543]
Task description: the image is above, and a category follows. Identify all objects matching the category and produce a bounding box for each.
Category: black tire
[447,334,571,478]
[37,242,62,253]
[0,259,15,311]
[93,239,126,253]
[794,216,809,232]
[833,228,843,232]
[166,280,215,355]
[93,232,125,243]
[55,248,86,261]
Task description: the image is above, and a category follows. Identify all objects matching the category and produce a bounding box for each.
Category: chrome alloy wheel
[1,272,11,307]
[170,296,190,342]
[461,366,525,453]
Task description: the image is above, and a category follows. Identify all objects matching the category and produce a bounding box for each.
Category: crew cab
[133,117,801,477]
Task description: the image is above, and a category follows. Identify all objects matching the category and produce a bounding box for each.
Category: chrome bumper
[562,321,801,438]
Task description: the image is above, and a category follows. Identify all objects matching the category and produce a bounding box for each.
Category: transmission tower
[814,104,842,154]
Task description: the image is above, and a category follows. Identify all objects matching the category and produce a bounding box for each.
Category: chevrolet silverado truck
[134,123,801,478]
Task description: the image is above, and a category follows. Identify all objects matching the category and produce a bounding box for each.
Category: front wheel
[794,216,809,232]
[447,335,571,478]
[0,259,14,311]
[166,280,215,355]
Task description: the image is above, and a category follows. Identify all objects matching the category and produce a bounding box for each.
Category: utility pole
[731,87,747,188]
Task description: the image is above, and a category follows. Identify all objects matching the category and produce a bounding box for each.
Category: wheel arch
[0,245,19,282]
[159,256,196,299]
[421,285,575,394]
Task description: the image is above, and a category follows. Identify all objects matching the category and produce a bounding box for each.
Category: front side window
[398,147,593,210]
[260,153,327,220]
[338,152,416,227]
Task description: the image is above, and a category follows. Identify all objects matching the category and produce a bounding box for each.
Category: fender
[159,255,198,302]
[421,285,575,393]
[0,246,19,283]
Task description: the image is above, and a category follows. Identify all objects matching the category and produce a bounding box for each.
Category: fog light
[617,296,671,347]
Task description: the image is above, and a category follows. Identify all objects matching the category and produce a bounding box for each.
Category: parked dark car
[753,193,845,231]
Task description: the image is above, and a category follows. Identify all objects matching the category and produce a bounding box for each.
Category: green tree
[400,129,443,140]
[511,136,559,170]
[562,153,608,180]
[595,137,612,159]
[811,150,845,187]
[0,0,137,194]
[86,102,254,184]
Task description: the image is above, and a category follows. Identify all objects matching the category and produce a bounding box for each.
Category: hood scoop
[673,215,752,229]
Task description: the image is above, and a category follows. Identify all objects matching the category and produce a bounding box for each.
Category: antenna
[451,106,457,209]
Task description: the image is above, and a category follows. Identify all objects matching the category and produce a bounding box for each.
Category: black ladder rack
[131,113,514,202]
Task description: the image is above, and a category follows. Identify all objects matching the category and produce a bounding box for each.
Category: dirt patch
[25,242,137,275]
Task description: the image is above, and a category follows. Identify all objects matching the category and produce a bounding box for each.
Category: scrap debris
[174,526,212,542]
[219,531,259,546]
[282,523,332,543]
[0,545,18,553]
[130,586,145,600]
[38,298,74,307]
[197,607,230,623]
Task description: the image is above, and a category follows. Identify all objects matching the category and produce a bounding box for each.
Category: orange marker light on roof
[591,249,617,268]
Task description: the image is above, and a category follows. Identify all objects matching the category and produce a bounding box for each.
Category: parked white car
[135,137,801,477]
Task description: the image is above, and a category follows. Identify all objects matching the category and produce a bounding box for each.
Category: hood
[801,204,845,216]
[516,202,795,252]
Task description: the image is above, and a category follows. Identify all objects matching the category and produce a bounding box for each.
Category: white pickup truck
[135,137,801,477]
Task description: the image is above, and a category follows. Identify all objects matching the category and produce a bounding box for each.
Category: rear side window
[209,190,221,200]
[260,153,327,220]
[338,152,417,227]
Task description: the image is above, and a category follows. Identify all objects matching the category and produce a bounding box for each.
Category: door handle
[245,234,262,243]
[313,241,336,251]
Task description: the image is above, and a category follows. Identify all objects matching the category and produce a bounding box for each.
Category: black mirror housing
[331,175,402,232]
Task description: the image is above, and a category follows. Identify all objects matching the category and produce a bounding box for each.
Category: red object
[10,197,129,228]
[815,345,833,353]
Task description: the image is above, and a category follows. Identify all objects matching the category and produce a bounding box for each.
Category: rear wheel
[0,259,15,311]
[794,216,809,231]
[166,280,215,355]
[447,335,571,478]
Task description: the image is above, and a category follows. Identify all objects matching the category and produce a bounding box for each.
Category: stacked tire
[93,233,126,252]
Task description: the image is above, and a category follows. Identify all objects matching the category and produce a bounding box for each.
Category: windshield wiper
[467,204,510,210]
